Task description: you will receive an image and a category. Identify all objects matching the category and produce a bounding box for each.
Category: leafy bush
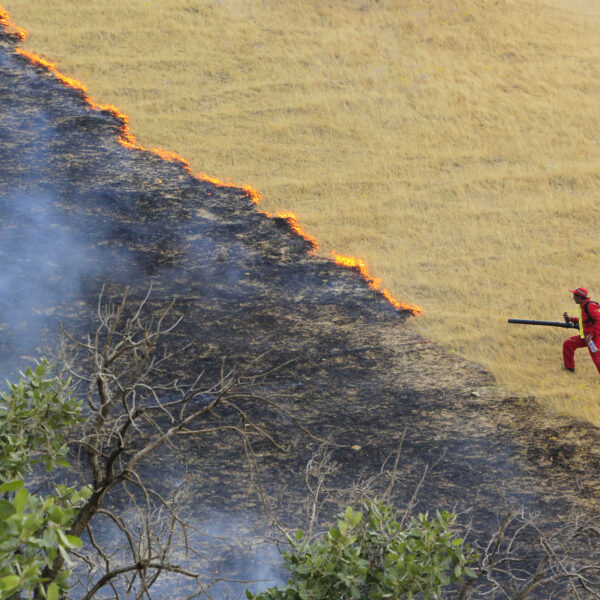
[0,361,90,600]
[247,498,478,600]
[0,359,83,479]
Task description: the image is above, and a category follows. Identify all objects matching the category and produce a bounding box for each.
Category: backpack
[583,300,599,324]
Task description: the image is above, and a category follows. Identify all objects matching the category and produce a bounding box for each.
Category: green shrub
[247,498,478,600]
[0,360,89,600]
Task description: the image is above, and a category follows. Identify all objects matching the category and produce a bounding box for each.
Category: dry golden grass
[3,0,600,422]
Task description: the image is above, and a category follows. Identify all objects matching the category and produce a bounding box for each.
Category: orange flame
[13,48,142,150]
[4,10,421,316]
[0,7,26,41]
[273,211,318,251]
[332,252,422,315]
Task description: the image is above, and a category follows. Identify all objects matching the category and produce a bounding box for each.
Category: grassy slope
[3,0,600,422]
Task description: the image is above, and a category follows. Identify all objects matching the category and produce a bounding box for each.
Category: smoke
[0,89,86,368]
[193,511,287,599]
[0,188,94,377]
[0,100,136,372]
[72,507,287,599]
[1,191,87,304]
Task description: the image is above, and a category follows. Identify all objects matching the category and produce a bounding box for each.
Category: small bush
[247,498,478,600]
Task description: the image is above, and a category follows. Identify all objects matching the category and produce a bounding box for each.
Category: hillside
[1,23,600,597]
[2,0,599,422]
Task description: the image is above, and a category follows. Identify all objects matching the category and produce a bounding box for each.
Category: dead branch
[459,509,600,599]
[36,287,305,599]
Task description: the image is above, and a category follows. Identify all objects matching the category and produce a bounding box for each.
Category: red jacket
[568,298,600,337]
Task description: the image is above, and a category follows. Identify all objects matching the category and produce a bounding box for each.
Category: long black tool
[507,319,577,329]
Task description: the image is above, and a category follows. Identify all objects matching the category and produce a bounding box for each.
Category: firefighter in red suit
[562,287,600,373]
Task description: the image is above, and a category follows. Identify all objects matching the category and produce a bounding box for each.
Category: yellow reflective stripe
[578,306,585,338]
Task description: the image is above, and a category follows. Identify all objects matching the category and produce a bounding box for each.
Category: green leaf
[47,582,59,600]
[41,528,57,548]
[0,575,20,592]
[0,479,24,493]
[35,362,46,377]
[56,529,82,550]
[0,499,16,518]
[13,487,29,513]
[42,496,55,511]
[58,543,71,564]
[64,535,82,548]
[48,506,64,524]
[78,486,92,500]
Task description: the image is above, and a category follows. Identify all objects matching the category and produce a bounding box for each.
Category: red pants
[563,335,600,373]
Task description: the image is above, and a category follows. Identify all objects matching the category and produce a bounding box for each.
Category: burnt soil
[1,28,600,598]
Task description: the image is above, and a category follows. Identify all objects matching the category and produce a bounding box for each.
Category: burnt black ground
[1,27,600,599]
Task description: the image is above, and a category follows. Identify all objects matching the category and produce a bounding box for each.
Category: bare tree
[458,508,600,600]
[34,286,300,599]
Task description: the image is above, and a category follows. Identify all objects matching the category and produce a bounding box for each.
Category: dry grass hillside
[2,0,600,423]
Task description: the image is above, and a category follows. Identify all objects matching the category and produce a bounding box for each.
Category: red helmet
[569,287,588,298]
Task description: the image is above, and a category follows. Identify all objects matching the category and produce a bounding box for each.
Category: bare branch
[39,287,307,599]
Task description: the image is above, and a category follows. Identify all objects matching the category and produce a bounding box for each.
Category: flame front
[2,9,422,317]
[0,7,25,41]
[332,252,422,315]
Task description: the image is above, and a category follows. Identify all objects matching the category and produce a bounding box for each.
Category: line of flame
[331,252,423,315]
[3,12,421,316]
[272,211,318,251]
[0,7,26,41]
